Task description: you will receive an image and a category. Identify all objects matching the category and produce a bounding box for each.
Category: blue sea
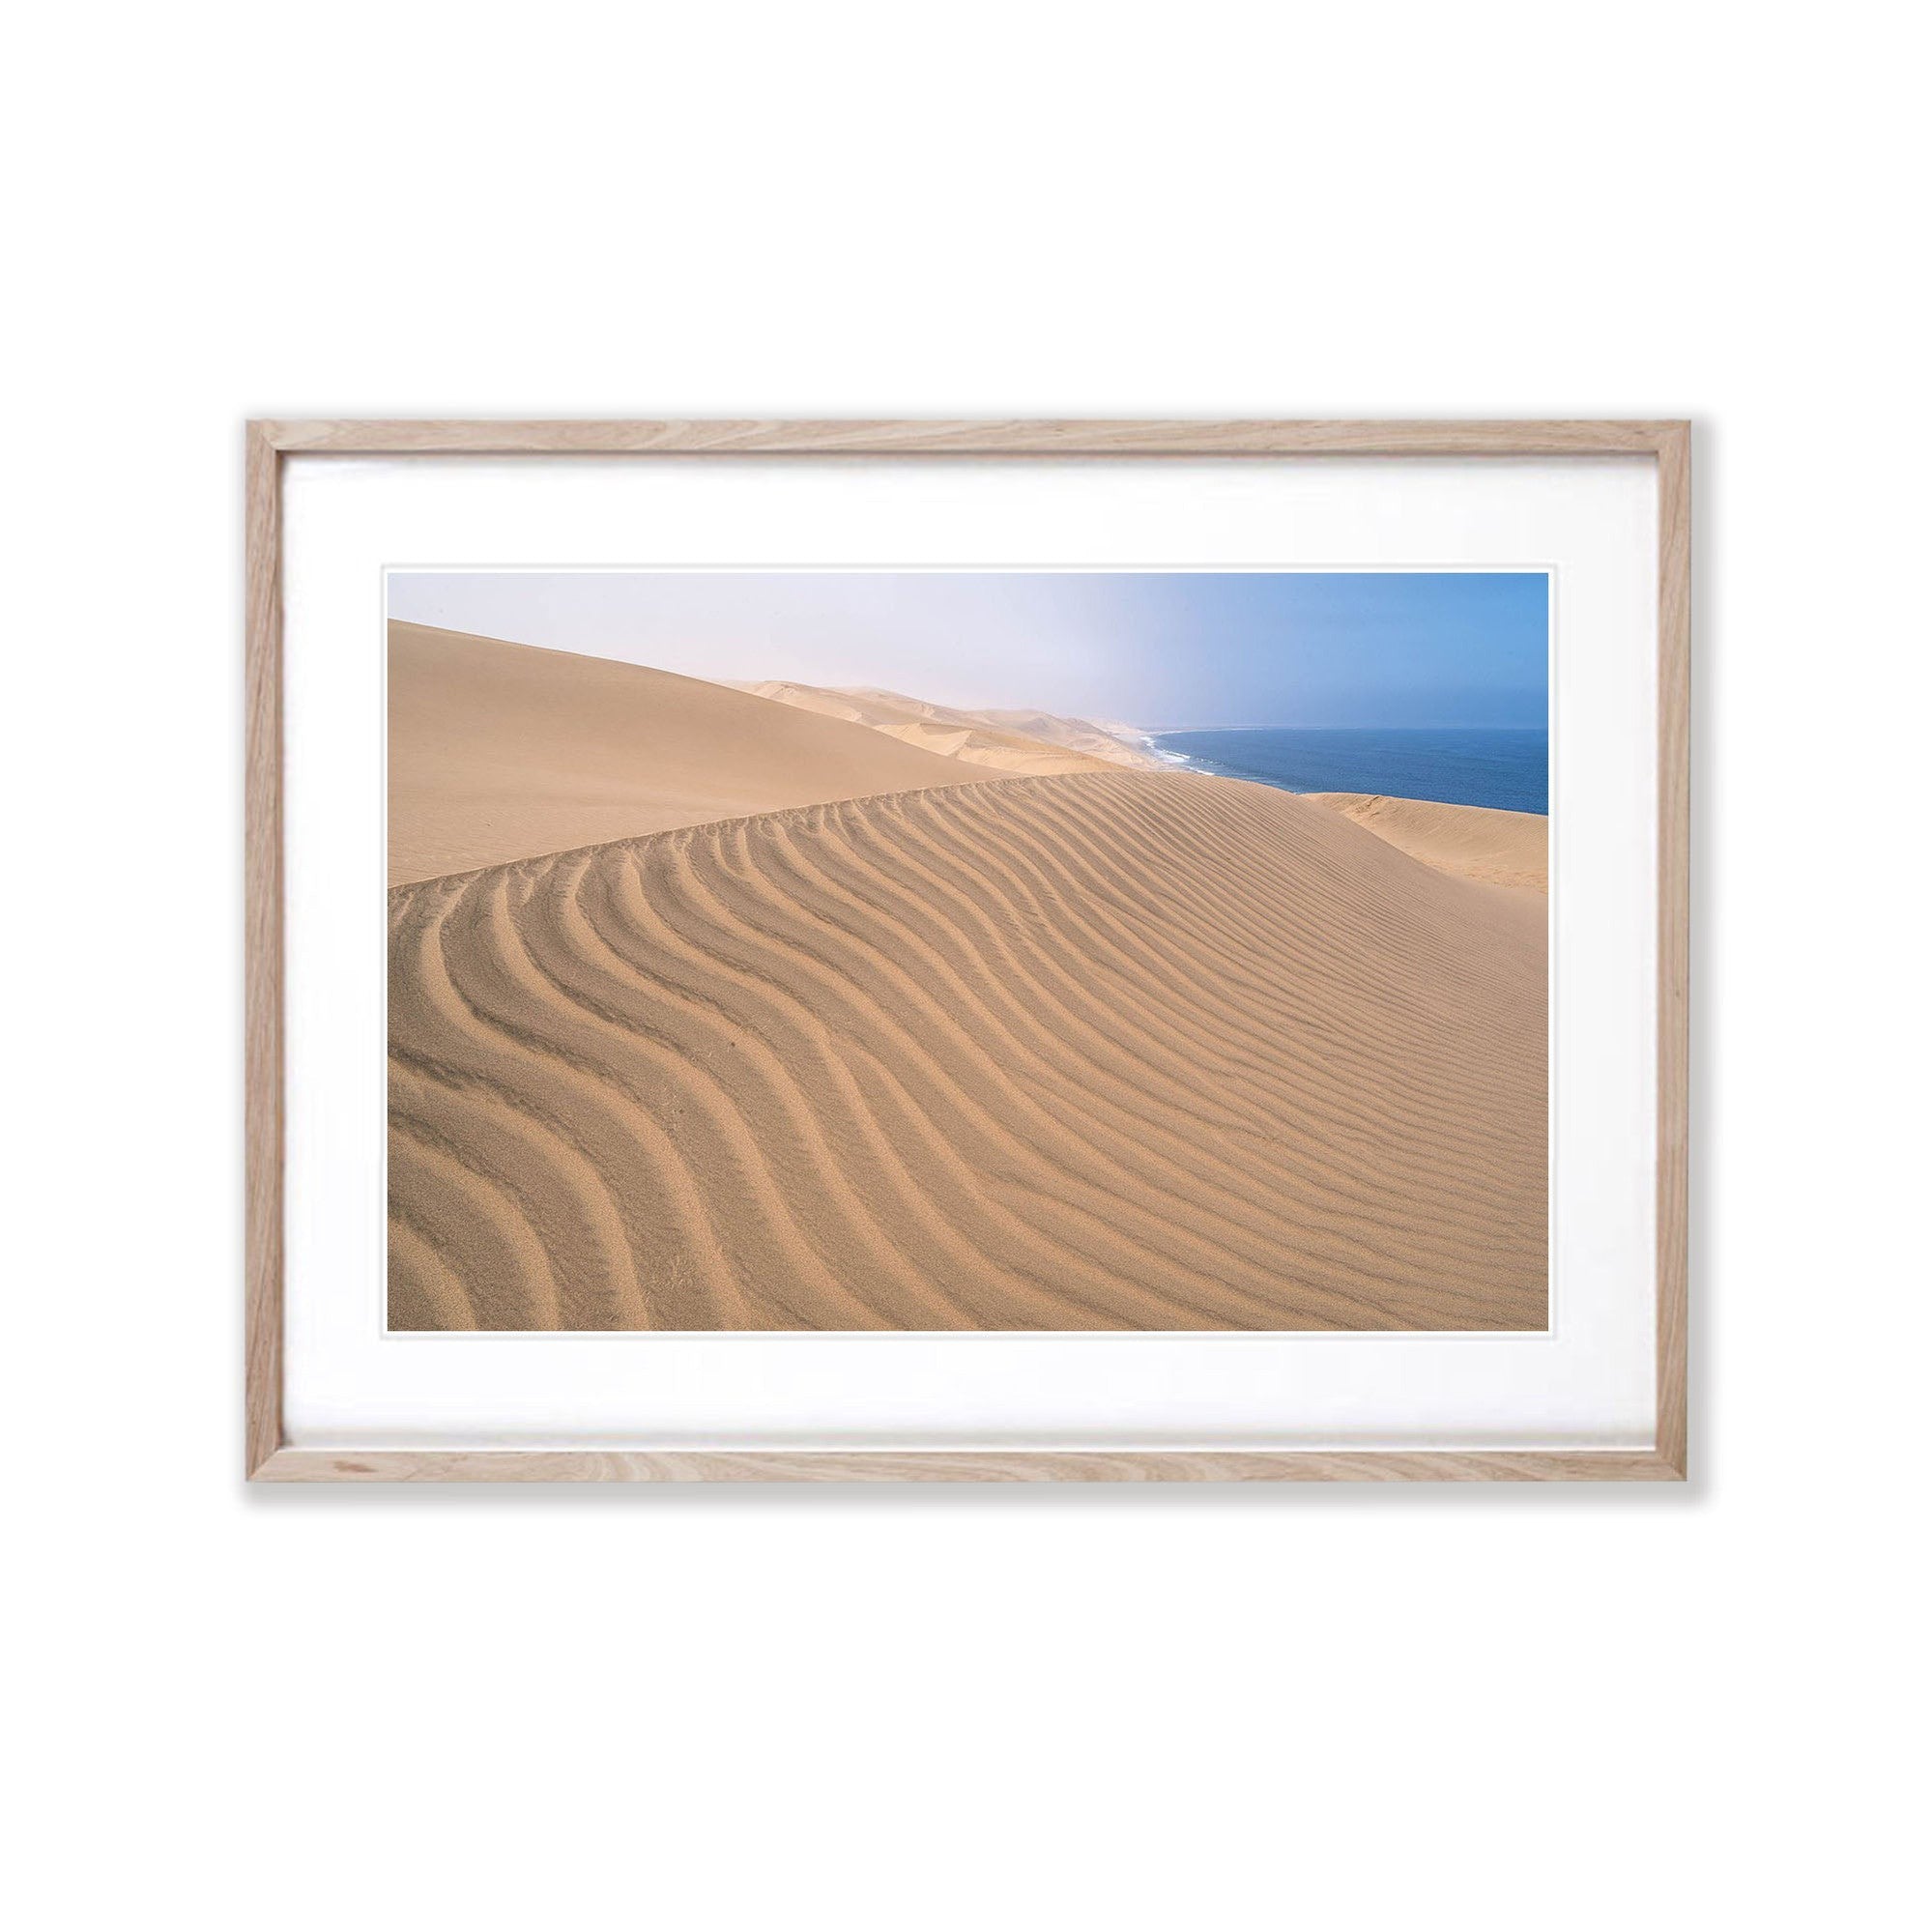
[1149,727,1548,816]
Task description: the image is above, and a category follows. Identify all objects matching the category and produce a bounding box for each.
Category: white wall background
[8,5,1924,1928]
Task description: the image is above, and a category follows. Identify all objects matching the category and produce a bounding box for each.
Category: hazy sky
[388,570,1548,729]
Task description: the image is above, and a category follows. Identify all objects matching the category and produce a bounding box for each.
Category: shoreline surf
[1148,725,1548,816]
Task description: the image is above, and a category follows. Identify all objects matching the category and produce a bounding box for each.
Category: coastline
[1145,723,1549,817]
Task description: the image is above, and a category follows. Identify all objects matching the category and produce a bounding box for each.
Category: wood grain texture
[259,418,1682,457]
[245,423,283,1477]
[244,418,1690,1483]
[253,1448,1685,1484]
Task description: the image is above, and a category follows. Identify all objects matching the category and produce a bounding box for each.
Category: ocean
[1149,726,1548,816]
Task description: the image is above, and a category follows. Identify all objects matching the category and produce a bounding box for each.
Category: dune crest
[1303,792,1548,891]
[389,621,996,885]
[737,678,1162,774]
[389,769,1546,1332]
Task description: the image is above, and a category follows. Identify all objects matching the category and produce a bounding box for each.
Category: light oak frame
[245,419,1690,1484]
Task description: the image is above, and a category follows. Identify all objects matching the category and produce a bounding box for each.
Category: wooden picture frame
[246,418,1689,1483]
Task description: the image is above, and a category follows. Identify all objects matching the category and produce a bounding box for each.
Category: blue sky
[389,570,1548,730]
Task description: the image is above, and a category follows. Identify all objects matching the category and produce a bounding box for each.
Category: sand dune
[853,689,1165,768]
[389,768,1546,1331]
[1303,793,1548,891]
[738,679,1160,774]
[965,704,1162,768]
[389,622,996,884]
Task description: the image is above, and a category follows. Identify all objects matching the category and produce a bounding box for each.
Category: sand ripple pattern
[389,770,1547,1330]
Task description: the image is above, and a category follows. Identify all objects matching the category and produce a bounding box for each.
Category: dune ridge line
[389,766,1547,1331]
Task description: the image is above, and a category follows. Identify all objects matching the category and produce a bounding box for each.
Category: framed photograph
[246,419,1688,1482]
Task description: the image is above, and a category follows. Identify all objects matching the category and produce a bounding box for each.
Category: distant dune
[737,679,1162,774]
[389,767,1547,1331]
[1303,793,1548,892]
[389,622,997,884]
[966,705,1163,768]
